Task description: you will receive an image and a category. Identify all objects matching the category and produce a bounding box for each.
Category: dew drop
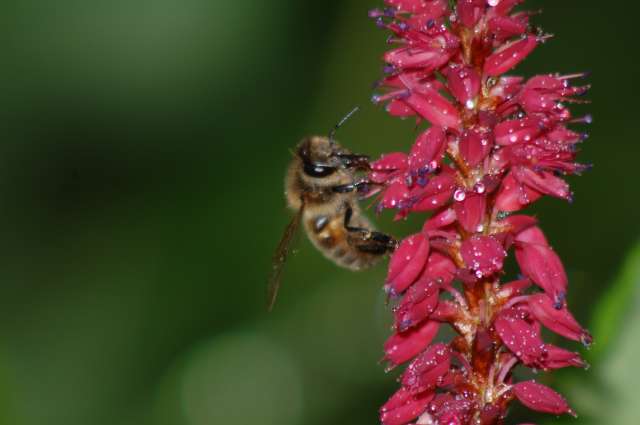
[454,189,466,202]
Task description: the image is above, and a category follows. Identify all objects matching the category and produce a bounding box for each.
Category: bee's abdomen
[304,210,382,271]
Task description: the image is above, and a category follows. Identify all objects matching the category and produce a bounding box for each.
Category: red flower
[367,1,591,424]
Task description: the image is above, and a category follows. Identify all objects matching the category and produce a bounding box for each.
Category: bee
[267,108,397,311]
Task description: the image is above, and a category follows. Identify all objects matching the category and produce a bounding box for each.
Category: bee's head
[297,136,338,178]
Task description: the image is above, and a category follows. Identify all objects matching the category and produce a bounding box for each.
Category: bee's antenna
[329,106,360,145]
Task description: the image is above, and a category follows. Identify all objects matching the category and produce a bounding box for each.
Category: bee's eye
[303,162,336,177]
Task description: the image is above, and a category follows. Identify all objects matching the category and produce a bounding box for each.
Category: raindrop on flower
[454,189,466,201]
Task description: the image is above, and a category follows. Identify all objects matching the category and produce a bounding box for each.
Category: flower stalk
[368,1,592,424]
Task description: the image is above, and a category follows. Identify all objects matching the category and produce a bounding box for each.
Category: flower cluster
[368,1,592,424]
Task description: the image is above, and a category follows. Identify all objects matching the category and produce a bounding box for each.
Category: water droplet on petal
[454,189,466,202]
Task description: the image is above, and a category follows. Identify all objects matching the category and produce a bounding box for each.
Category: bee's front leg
[335,153,371,170]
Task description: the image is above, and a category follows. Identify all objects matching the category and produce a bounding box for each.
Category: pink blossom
[512,381,574,416]
[384,320,440,366]
[528,293,592,345]
[365,1,592,423]
[401,343,451,394]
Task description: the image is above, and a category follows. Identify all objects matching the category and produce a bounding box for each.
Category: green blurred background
[0,0,637,424]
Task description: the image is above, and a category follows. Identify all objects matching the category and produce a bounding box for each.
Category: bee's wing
[267,205,304,311]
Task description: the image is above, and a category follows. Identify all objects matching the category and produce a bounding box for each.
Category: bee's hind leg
[343,206,397,255]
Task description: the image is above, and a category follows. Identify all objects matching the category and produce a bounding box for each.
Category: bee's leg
[343,206,397,254]
[332,180,371,194]
[335,153,371,170]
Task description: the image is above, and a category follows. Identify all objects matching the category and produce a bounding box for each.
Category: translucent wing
[267,205,304,311]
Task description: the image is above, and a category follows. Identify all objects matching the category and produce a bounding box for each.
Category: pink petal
[385,46,452,74]
[512,381,573,416]
[459,128,493,167]
[514,225,548,245]
[528,293,592,345]
[540,344,587,370]
[515,239,567,303]
[503,215,538,236]
[404,90,461,129]
[395,277,440,331]
[456,0,485,28]
[386,233,431,295]
[484,35,538,77]
[372,152,409,172]
[488,15,528,41]
[445,65,480,106]
[453,192,486,233]
[460,235,506,278]
[380,387,435,425]
[381,181,412,210]
[494,172,542,212]
[430,300,460,322]
[386,0,448,15]
[408,127,447,172]
[410,168,456,212]
[495,308,545,365]
[423,208,457,231]
[427,393,474,422]
[494,116,544,146]
[514,168,571,201]
[384,320,440,366]
[402,343,451,394]
[423,251,457,286]
[498,278,532,299]
[386,99,416,118]
[492,0,523,16]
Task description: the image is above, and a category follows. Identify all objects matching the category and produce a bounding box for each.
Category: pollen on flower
[367,1,592,424]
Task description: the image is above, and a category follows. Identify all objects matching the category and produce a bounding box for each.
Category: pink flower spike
[460,235,506,278]
[445,65,481,107]
[384,320,441,366]
[404,90,461,129]
[453,192,486,233]
[386,233,431,295]
[484,35,538,77]
[528,293,592,345]
[380,387,435,425]
[495,308,545,365]
[512,381,574,416]
[402,343,451,394]
[367,2,592,423]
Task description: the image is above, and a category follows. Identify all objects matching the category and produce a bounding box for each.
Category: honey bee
[267,108,397,311]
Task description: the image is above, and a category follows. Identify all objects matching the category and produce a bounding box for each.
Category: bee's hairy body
[284,136,391,270]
